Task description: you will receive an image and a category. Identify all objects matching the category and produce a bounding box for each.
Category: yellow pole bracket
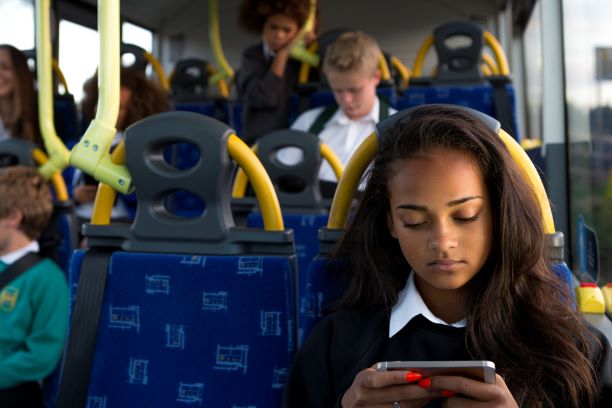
[69,0,132,195]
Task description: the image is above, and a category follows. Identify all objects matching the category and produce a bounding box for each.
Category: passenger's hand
[341,367,434,408]
[73,184,98,203]
[423,374,518,407]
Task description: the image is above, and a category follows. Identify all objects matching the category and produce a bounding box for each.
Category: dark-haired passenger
[236,0,314,144]
[0,44,41,145]
[283,105,612,407]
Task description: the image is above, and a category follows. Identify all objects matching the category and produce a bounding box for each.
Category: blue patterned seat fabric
[248,213,328,346]
[69,250,297,407]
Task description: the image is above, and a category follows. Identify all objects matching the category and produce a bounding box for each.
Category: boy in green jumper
[0,166,69,407]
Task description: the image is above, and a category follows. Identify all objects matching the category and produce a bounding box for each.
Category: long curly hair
[332,105,598,407]
[238,0,311,35]
[0,44,41,144]
[81,68,169,131]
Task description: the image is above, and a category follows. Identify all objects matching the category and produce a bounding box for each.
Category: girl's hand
[341,367,434,408]
[422,374,518,407]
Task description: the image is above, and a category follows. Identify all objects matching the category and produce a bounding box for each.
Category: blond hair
[322,32,381,76]
[0,166,52,240]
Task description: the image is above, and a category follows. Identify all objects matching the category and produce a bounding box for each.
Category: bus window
[59,19,99,103]
[122,22,153,53]
[563,0,612,284]
[522,2,543,142]
[0,0,35,50]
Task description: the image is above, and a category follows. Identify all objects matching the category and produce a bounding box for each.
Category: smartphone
[375,360,496,384]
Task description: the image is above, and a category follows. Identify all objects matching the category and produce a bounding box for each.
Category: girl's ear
[387,212,397,239]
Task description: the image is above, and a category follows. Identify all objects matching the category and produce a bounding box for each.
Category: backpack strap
[308,104,338,135]
[0,252,42,291]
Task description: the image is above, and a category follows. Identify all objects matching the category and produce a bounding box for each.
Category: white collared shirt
[389,271,467,338]
[0,241,40,265]
[279,98,396,182]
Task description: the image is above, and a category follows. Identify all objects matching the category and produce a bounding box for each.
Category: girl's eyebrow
[396,196,483,211]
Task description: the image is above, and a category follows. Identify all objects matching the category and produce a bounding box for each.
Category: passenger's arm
[236,47,286,108]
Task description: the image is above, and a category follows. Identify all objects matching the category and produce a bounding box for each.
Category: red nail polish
[417,378,431,389]
[405,371,422,382]
[441,390,456,398]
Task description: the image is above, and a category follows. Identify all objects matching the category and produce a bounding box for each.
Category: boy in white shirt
[280,31,396,187]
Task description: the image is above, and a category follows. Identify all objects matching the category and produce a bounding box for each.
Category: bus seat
[56,112,297,408]
[53,93,79,145]
[238,130,334,345]
[22,49,80,145]
[121,43,169,91]
[399,21,520,140]
[227,100,243,136]
[170,58,228,120]
[299,105,574,345]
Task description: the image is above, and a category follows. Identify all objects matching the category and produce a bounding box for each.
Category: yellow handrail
[498,128,553,233]
[327,131,377,229]
[51,59,69,93]
[327,125,554,234]
[483,31,510,75]
[390,55,411,89]
[481,52,499,75]
[32,147,69,202]
[227,134,284,230]
[91,139,126,225]
[35,0,70,179]
[378,55,391,82]
[298,42,319,84]
[231,144,259,198]
[412,34,434,77]
[208,0,234,85]
[69,0,132,195]
[232,142,344,199]
[413,31,510,78]
[320,142,344,180]
[143,51,170,90]
[206,65,229,98]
